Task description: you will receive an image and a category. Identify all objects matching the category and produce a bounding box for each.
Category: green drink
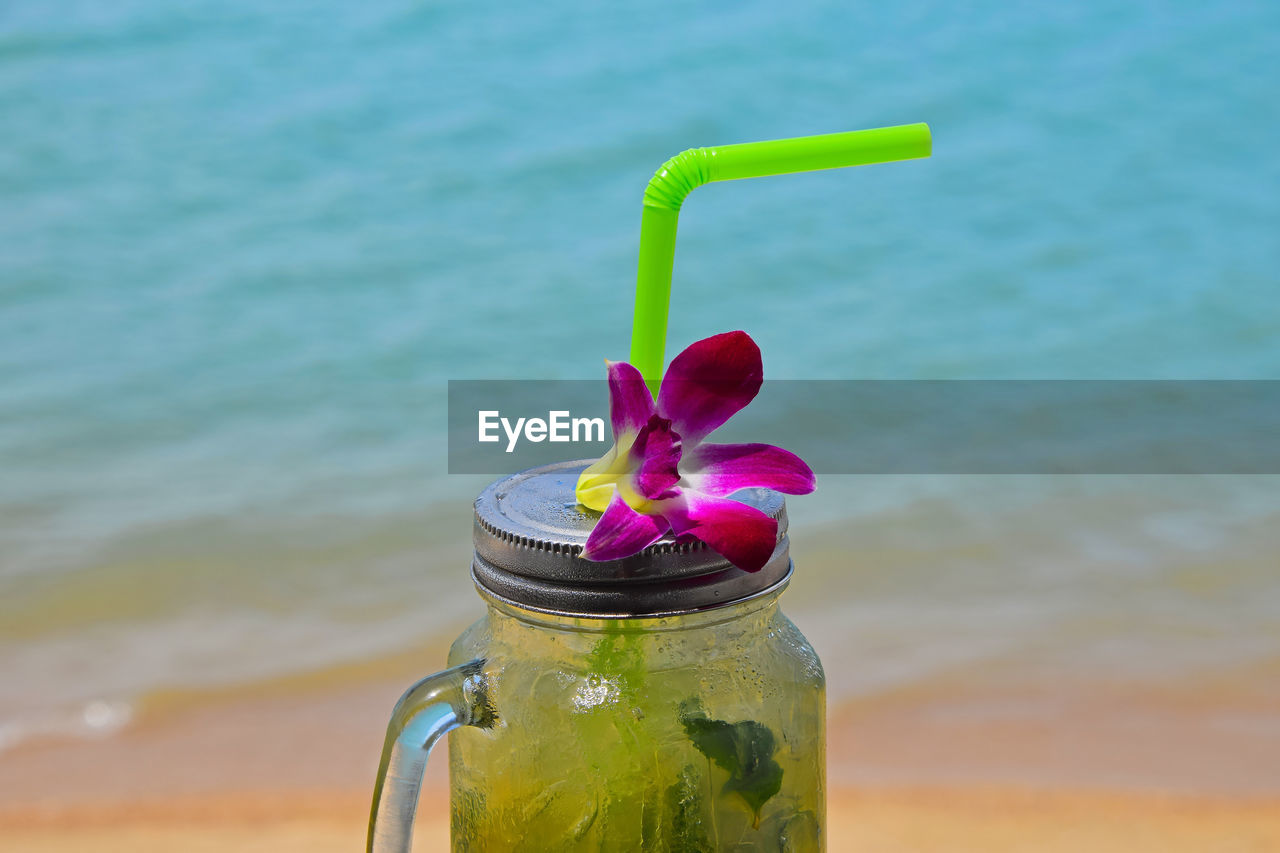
[369,461,825,851]
[448,584,825,849]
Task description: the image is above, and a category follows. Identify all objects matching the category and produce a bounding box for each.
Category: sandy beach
[2,661,1277,852]
[5,787,1279,851]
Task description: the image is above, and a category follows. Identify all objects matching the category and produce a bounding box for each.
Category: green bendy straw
[630,122,932,388]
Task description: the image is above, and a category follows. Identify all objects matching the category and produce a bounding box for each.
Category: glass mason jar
[368,461,826,852]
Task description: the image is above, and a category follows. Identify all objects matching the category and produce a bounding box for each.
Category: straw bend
[643,148,716,212]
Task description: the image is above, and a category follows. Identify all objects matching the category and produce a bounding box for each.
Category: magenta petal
[607,360,655,438]
[685,443,815,497]
[630,415,683,500]
[665,491,778,573]
[657,331,763,445]
[582,492,669,562]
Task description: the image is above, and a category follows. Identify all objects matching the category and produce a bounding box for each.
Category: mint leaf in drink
[679,702,783,828]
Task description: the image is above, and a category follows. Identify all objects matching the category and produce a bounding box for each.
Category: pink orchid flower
[576,330,815,573]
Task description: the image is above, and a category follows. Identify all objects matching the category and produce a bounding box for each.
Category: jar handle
[367,658,490,853]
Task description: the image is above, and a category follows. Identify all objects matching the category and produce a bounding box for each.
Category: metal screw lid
[472,460,791,618]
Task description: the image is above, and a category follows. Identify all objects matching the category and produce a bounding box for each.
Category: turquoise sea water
[1,1,1278,752]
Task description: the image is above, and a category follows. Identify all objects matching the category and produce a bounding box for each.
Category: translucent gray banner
[447,380,1280,474]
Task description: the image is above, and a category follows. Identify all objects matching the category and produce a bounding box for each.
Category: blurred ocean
[1,0,1278,752]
